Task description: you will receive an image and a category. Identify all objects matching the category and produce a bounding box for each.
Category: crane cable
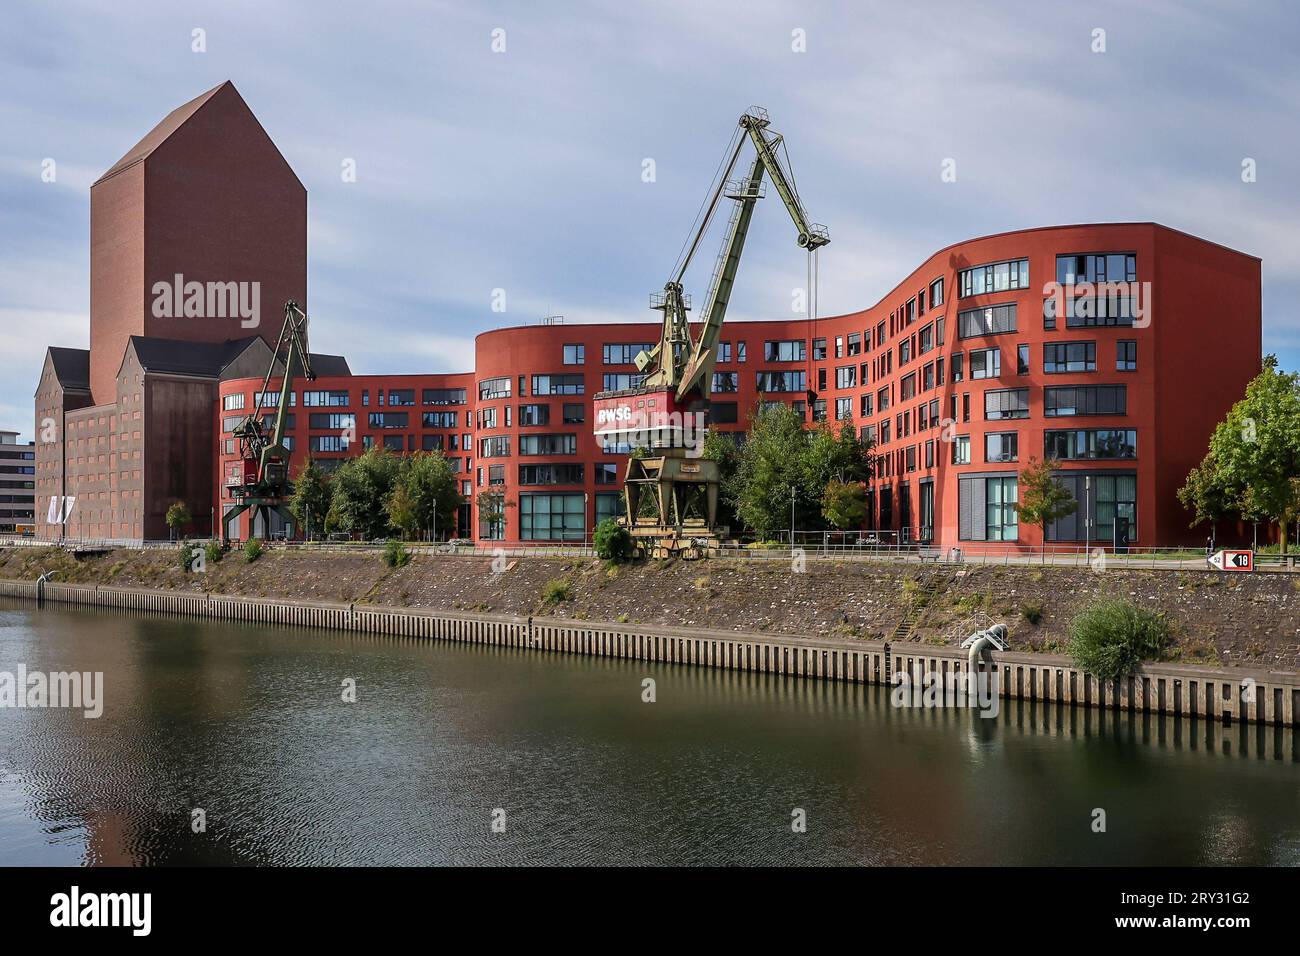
[670,125,744,283]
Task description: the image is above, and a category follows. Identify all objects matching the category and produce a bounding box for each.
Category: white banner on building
[46,496,76,525]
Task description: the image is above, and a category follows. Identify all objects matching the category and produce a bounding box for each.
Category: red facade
[217,222,1261,550]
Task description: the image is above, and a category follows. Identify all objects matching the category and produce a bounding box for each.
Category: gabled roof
[46,347,91,391]
[127,335,264,377]
[94,81,230,185]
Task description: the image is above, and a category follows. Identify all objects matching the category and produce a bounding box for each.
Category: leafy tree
[329,447,401,540]
[476,489,514,538]
[289,458,332,540]
[593,518,636,562]
[165,501,192,541]
[822,479,868,529]
[1184,357,1300,554]
[1016,457,1077,561]
[700,429,742,530]
[731,403,810,537]
[1068,597,1170,681]
[386,451,461,540]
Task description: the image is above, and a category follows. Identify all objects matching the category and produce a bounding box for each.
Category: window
[1043,341,1096,374]
[533,374,585,395]
[479,436,511,458]
[1044,385,1126,417]
[877,386,890,411]
[594,463,620,484]
[563,344,585,365]
[519,433,577,456]
[518,404,550,426]
[763,339,806,362]
[1045,473,1138,542]
[422,411,458,428]
[309,434,350,452]
[1117,340,1137,371]
[958,303,1017,338]
[812,399,827,422]
[519,493,586,541]
[969,348,1000,379]
[423,388,466,405]
[985,477,1019,541]
[900,373,917,401]
[421,434,444,451]
[835,366,857,389]
[951,353,964,382]
[847,333,862,356]
[717,342,732,363]
[477,407,498,429]
[603,343,655,365]
[368,412,408,429]
[958,258,1029,297]
[985,432,1019,463]
[601,373,645,391]
[929,277,944,307]
[222,393,246,411]
[860,394,873,417]
[951,435,971,465]
[835,397,853,420]
[755,370,806,392]
[712,371,740,392]
[309,412,353,430]
[708,401,738,424]
[478,377,511,400]
[812,338,827,360]
[1056,252,1136,285]
[919,323,934,354]
[1044,429,1137,460]
[1017,344,1030,375]
[387,389,416,406]
[254,391,296,409]
[984,388,1029,420]
[303,390,350,407]
[562,403,585,424]
[518,463,584,485]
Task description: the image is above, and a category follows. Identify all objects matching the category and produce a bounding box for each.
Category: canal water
[1,602,1297,866]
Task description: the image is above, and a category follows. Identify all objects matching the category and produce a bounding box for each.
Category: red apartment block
[217,222,1261,548]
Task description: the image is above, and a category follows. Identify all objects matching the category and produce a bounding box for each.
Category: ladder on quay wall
[889,572,948,643]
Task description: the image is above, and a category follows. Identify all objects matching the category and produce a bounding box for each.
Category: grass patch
[1020,600,1043,626]
[243,538,264,563]
[1067,597,1170,681]
[383,539,410,569]
[542,578,573,604]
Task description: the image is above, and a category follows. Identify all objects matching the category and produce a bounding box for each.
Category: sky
[2,0,1298,441]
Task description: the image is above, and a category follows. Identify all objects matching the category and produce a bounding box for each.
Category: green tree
[476,489,514,539]
[165,501,192,542]
[731,403,810,538]
[329,447,401,540]
[386,451,461,540]
[289,458,332,541]
[700,429,742,530]
[1016,456,1077,562]
[593,518,636,562]
[1185,357,1300,554]
[822,479,868,529]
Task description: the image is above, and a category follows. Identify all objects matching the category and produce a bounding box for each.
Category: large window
[756,370,806,392]
[1046,473,1137,542]
[929,277,944,307]
[969,348,1001,380]
[479,436,511,458]
[1044,428,1137,460]
[310,413,355,430]
[1056,252,1136,285]
[520,493,586,541]
[367,412,408,429]
[958,303,1017,338]
[423,388,466,405]
[562,403,585,424]
[603,342,655,365]
[1044,384,1126,417]
[1117,340,1137,371]
[533,374,585,395]
[958,258,1029,297]
[422,411,458,428]
[712,371,739,392]
[519,433,577,456]
[222,393,246,411]
[1044,292,1137,328]
[986,477,1019,541]
[518,404,550,427]
[836,365,857,389]
[984,388,1029,420]
[563,344,585,365]
[985,432,1018,463]
[518,463,584,485]
[478,377,511,400]
[1043,341,1096,374]
[387,389,416,406]
[764,340,806,362]
[951,435,971,465]
[302,390,350,407]
[309,435,348,452]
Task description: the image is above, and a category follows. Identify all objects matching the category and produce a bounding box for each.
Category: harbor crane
[221,300,316,544]
[592,107,829,556]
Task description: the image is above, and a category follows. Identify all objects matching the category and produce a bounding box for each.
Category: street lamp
[790,484,797,556]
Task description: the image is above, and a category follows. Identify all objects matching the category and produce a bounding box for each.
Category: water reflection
[1,602,1297,866]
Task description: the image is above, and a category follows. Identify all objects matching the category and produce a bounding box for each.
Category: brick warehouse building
[36,85,1262,548]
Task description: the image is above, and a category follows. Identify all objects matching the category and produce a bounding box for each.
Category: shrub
[592,518,636,563]
[383,539,410,568]
[1020,600,1043,626]
[179,546,196,572]
[243,538,264,563]
[542,578,573,604]
[1067,597,1169,681]
[204,540,225,565]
